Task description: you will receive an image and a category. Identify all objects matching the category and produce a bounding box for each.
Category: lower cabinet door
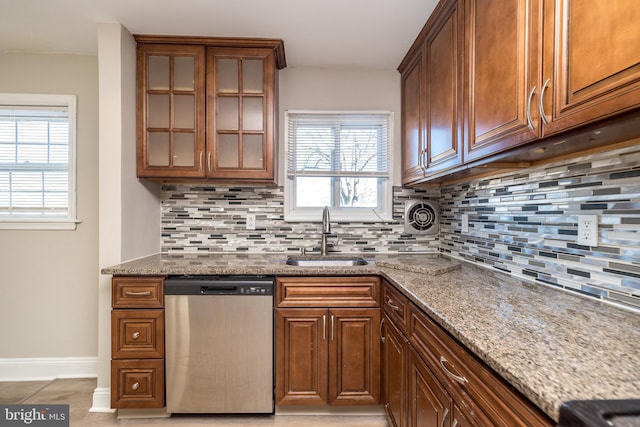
[408,348,451,427]
[111,359,164,408]
[382,315,407,427]
[275,308,329,405]
[329,308,381,405]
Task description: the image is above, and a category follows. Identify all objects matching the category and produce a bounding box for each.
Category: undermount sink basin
[285,257,369,267]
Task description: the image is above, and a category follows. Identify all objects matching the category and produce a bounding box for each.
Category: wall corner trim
[90,387,115,413]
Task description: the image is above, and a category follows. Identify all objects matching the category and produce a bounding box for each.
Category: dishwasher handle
[201,285,238,294]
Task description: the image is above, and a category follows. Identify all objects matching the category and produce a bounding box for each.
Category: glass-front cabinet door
[206,48,276,180]
[137,44,206,178]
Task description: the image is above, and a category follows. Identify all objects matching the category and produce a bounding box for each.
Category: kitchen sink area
[284,256,369,267]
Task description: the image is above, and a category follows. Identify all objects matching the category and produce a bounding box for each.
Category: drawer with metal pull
[111,309,164,359]
[112,276,164,308]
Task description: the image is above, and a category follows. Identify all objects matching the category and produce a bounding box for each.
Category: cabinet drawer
[111,359,164,409]
[382,282,409,335]
[111,310,164,359]
[408,305,551,426]
[276,277,380,308]
[112,277,164,308]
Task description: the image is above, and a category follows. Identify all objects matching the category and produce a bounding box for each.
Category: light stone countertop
[102,252,640,422]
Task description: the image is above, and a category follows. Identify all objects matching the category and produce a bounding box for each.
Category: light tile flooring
[0,378,390,426]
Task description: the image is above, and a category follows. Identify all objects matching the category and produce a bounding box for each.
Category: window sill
[0,219,81,231]
[285,209,392,223]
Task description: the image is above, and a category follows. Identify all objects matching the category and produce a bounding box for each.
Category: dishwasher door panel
[165,294,274,414]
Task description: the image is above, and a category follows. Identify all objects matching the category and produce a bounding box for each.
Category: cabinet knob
[132,331,140,339]
[131,382,140,391]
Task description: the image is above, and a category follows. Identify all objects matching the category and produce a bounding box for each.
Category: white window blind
[0,94,77,230]
[285,111,393,222]
[286,112,390,178]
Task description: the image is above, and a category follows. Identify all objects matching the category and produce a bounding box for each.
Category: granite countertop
[102,252,640,422]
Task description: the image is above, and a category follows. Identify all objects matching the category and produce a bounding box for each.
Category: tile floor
[0,378,390,426]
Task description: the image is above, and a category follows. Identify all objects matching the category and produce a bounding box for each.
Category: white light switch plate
[577,214,598,246]
[246,213,256,230]
[461,214,469,233]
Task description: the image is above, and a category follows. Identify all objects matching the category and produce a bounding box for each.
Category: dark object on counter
[558,400,640,427]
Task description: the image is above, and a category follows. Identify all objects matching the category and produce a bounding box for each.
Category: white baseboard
[0,357,97,381]
[90,387,115,413]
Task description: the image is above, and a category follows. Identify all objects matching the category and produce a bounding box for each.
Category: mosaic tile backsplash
[161,186,440,255]
[160,144,640,310]
[439,144,640,310]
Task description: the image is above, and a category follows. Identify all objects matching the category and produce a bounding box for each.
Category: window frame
[0,93,78,230]
[284,110,394,223]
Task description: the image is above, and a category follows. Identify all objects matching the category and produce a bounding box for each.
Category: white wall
[0,53,99,359]
[278,67,402,185]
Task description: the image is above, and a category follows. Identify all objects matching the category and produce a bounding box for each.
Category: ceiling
[0,0,438,69]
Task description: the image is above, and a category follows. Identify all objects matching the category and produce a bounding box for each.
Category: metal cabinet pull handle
[199,151,203,171]
[380,317,386,343]
[322,314,326,341]
[452,418,459,427]
[421,149,428,174]
[124,290,151,297]
[526,85,537,130]
[208,152,212,173]
[331,315,335,341]
[386,297,400,312]
[539,78,550,125]
[132,331,140,339]
[439,356,468,385]
[441,407,449,427]
[131,382,140,391]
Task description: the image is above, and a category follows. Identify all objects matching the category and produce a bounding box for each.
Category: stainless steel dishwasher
[164,275,274,414]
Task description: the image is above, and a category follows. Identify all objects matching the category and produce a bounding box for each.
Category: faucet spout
[321,206,331,256]
[322,206,331,234]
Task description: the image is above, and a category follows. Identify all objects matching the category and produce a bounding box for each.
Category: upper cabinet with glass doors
[137,44,205,178]
[136,36,286,182]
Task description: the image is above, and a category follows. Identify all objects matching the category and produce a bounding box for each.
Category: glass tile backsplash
[161,186,440,255]
[161,142,640,310]
[439,143,640,311]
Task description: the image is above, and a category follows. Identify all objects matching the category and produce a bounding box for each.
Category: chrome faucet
[321,206,331,256]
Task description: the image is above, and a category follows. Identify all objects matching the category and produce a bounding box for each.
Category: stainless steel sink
[285,257,369,267]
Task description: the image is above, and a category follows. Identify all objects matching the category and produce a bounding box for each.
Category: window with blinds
[0,94,77,230]
[284,111,393,222]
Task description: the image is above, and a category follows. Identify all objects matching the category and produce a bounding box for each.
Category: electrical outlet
[577,214,598,246]
[246,213,256,230]
[461,214,469,233]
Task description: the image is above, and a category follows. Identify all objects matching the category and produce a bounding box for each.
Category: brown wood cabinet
[401,0,640,184]
[540,0,640,137]
[381,314,408,427]
[464,0,542,162]
[111,276,165,409]
[400,0,464,185]
[136,36,285,182]
[275,277,381,406]
[381,280,553,426]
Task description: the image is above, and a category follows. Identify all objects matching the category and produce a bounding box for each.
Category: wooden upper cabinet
[424,0,464,174]
[137,44,206,178]
[400,0,464,184]
[464,0,542,163]
[540,0,640,136]
[400,50,425,185]
[206,48,277,180]
[135,36,285,182]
